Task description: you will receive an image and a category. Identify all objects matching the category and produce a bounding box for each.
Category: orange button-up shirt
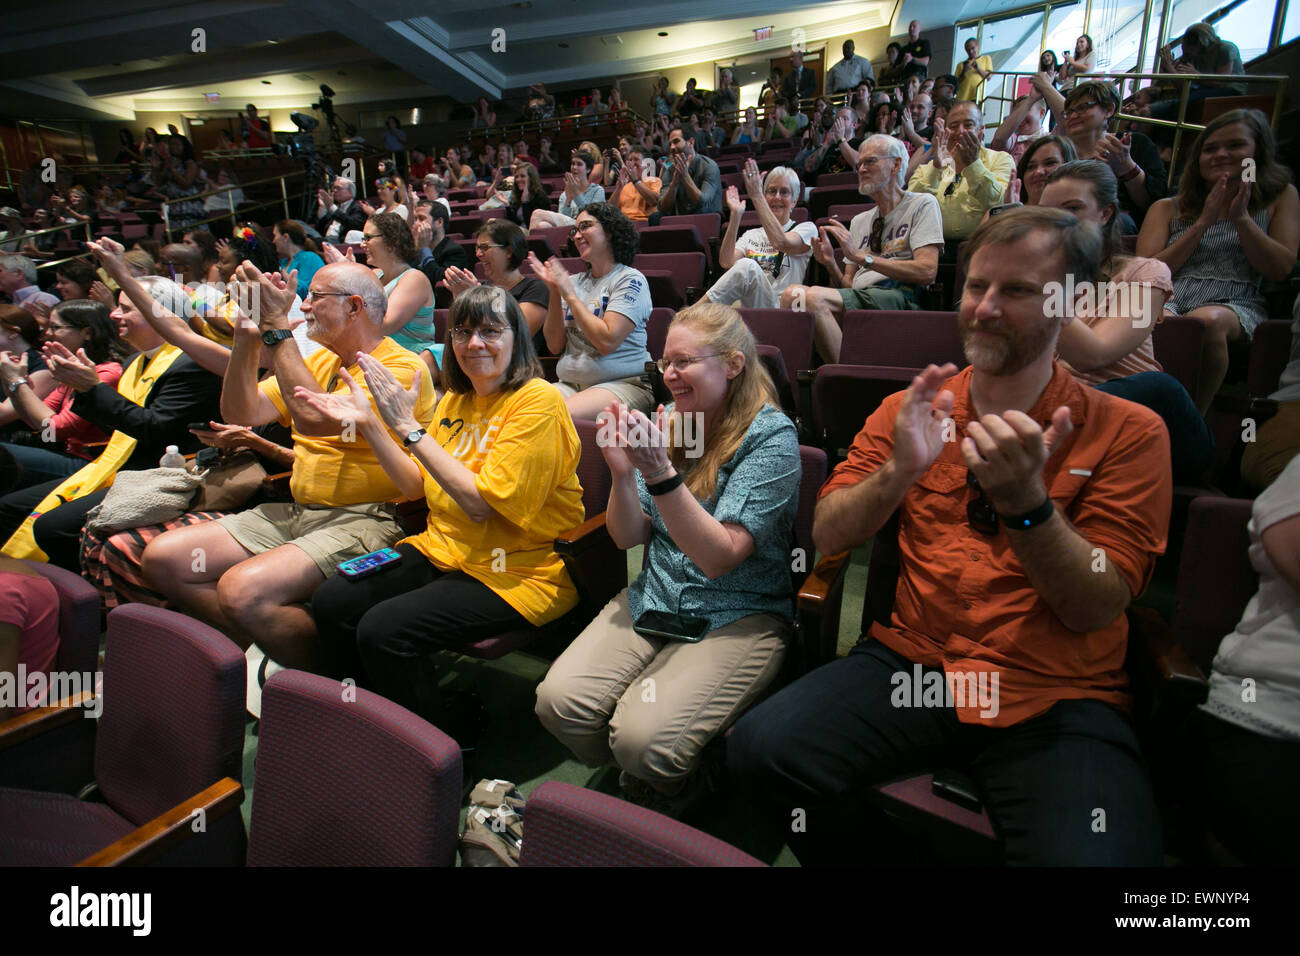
[819,363,1172,726]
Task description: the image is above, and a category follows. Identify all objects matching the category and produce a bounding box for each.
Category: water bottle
[159,445,187,470]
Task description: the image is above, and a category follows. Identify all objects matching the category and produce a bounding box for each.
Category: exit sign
[754,26,771,41]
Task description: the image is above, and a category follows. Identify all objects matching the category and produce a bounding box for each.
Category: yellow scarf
[2,344,185,561]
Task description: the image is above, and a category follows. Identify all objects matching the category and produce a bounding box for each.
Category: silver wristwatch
[6,377,28,395]
[861,253,875,269]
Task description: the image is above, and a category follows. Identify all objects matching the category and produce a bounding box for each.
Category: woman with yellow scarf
[0,277,222,568]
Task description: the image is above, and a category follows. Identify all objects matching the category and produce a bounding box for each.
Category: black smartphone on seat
[633,610,710,643]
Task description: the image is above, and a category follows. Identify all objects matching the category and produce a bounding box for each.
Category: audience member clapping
[1138,109,1300,413]
[1040,160,1213,483]
[139,261,437,670]
[311,286,582,745]
[705,161,816,310]
[786,135,942,362]
[528,203,654,418]
[0,300,125,488]
[0,276,221,567]
[538,303,800,814]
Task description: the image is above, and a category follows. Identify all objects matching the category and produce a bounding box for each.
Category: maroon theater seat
[839,310,964,368]
[247,670,462,866]
[519,782,765,866]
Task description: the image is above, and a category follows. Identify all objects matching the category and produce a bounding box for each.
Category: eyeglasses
[656,353,725,374]
[568,221,599,237]
[869,217,884,254]
[360,234,379,243]
[451,325,509,344]
[1062,100,1099,116]
[475,242,506,252]
[966,471,999,536]
[764,188,793,198]
[305,290,352,302]
[944,173,963,197]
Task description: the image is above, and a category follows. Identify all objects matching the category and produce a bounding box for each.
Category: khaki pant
[535,589,790,793]
[1241,401,1300,492]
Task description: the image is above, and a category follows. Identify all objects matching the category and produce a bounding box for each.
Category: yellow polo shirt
[259,337,437,507]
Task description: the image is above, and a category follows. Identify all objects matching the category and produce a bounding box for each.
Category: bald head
[318,262,387,324]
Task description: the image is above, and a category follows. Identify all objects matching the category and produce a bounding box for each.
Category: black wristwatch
[998,496,1056,530]
[402,427,427,447]
[261,329,294,347]
[646,471,684,496]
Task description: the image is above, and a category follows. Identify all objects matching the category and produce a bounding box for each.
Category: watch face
[405,429,424,445]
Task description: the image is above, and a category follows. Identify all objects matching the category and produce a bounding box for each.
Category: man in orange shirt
[728,207,1172,865]
[611,147,659,222]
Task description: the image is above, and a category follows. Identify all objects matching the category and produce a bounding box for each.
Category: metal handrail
[462,106,647,142]
[159,168,308,240]
[981,68,1287,186]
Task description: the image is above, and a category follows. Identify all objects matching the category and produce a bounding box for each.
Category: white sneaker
[245,645,284,719]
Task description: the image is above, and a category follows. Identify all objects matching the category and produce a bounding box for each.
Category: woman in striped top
[1138,109,1300,413]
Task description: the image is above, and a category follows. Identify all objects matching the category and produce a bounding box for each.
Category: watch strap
[646,472,685,496]
[998,496,1055,530]
[262,328,294,346]
[402,428,427,447]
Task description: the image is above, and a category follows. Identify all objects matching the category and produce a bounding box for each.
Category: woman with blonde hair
[536,301,801,814]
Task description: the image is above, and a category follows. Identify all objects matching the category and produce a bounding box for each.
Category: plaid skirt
[80,511,228,610]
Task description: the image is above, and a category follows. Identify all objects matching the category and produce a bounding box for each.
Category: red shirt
[820,363,1172,726]
[0,570,60,712]
[43,362,123,459]
[410,158,436,180]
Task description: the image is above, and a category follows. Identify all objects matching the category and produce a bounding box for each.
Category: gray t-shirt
[848,191,944,291]
[662,155,722,215]
[557,263,653,387]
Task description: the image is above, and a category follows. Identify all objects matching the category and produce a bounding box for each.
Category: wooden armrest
[77,777,244,867]
[0,691,94,753]
[554,513,626,611]
[554,512,610,552]
[796,552,851,670]
[1127,606,1208,689]
[797,552,850,612]
[262,470,292,486]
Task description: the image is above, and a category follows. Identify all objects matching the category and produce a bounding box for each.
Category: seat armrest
[77,778,245,867]
[1127,606,1208,690]
[796,552,851,670]
[555,513,627,611]
[0,691,94,753]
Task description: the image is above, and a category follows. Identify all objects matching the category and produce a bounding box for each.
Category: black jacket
[418,236,470,286]
[315,199,368,240]
[782,67,817,102]
[70,353,222,470]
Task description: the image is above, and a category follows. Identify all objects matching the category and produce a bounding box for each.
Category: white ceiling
[0,0,1064,121]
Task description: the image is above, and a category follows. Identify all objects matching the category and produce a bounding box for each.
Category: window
[1168,0,1275,63]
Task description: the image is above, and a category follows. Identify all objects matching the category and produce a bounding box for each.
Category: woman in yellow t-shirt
[305,286,584,744]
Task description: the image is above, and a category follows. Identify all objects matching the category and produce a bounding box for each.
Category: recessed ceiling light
[658,31,668,37]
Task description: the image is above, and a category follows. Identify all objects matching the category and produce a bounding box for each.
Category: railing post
[161,200,171,243]
[281,175,289,220]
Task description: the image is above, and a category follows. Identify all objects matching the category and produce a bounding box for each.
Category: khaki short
[216,501,401,578]
[555,375,654,413]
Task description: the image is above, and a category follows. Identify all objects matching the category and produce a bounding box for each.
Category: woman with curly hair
[527,202,654,417]
[355,211,436,356]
